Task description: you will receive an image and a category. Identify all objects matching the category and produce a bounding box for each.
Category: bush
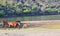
[0,10,5,15]
[23,8,31,13]
[45,8,57,12]
[57,8,60,12]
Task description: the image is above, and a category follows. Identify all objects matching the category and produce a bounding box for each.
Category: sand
[0,20,60,36]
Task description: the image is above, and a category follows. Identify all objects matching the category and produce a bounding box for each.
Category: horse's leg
[8,24,14,28]
[14,24,16,28]
[2,23,6,28]
[5,24,8,28]
[14,24,19,28]
[17,23,20,29]
[6,23,9,28]
[22,23,25,28]
[9,24,10,28]
[2,25,4,28]
[22,25,24,28]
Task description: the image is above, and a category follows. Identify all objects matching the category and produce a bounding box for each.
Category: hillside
[0,0,60,17]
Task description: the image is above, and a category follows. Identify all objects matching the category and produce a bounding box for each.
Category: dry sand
[0,32,60,36]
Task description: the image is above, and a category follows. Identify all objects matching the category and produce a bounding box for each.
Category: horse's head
[16,21,21,25]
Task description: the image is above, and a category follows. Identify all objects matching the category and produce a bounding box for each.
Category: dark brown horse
[2,20,8,28]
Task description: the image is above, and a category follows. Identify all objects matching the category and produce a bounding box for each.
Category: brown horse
[2,20,20,28]
[23,23,29,28]
[2,20,29,28]
[8,21,20,28]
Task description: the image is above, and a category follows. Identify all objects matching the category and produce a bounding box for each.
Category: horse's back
[8,21,20,28]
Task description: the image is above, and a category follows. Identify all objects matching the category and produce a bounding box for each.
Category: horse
[8,21,20,28]
[2,20,20,28]
[2,20,8,28]
[23,23,29,28]
[2,20,29,28]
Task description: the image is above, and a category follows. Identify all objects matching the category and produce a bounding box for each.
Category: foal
[23,23,29,28]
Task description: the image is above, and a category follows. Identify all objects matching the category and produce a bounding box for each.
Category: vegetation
[0,0,60,17]
[57,8,60,12]
[0,10,5,17]
[45,8,57,12]
[0,10,5,15]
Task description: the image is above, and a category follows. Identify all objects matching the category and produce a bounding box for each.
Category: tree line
[0,0,60,17]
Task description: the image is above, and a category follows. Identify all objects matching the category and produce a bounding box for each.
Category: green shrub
[45,8,57,12]
[57,8,60,12]
[0,10,5,15]
[23,8,31,13]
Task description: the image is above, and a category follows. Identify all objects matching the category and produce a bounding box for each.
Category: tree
[0,10,5,15]
[0,0,6,6]
[0,10,5,17]
[31,6,37,12]
[15,7,22,14]
[57,8,60,12]
[45,8,57,12]
[23,8,31,13]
